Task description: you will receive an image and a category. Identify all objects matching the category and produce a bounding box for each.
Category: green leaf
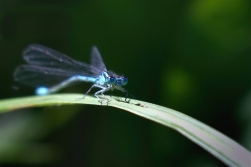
[0,94,250,166]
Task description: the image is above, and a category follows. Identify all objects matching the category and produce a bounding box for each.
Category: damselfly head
[103,71,116,84]
[107,76,116,84]
[115,76,128,86]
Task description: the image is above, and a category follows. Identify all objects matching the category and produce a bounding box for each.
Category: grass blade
[0,94,250,166]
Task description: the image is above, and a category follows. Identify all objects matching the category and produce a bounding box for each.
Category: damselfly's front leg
[113,85,134,103]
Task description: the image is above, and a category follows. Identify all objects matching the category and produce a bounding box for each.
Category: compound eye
[122,77,128,85]
[107,76,116,84]
[116,77,128,86]
[110,76,116,82]
[116,79,122,86]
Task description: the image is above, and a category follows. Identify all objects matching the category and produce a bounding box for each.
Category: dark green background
[0,0,251,166]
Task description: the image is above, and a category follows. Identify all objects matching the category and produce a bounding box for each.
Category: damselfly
[14,44,130,102]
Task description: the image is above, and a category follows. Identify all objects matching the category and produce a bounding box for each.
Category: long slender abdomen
[35,75,97,95]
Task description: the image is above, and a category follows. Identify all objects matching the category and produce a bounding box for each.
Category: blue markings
[36,86,48,95]
[14,44,130,102]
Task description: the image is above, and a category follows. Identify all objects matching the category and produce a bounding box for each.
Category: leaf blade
[0,94,250,166]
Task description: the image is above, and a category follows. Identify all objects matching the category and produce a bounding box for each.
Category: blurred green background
[0,0,251,166]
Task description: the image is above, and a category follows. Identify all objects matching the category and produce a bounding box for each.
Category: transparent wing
[14,44,102,87]
[23,44,102,76]
[90,46,107,71]
[14,65,80,87]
